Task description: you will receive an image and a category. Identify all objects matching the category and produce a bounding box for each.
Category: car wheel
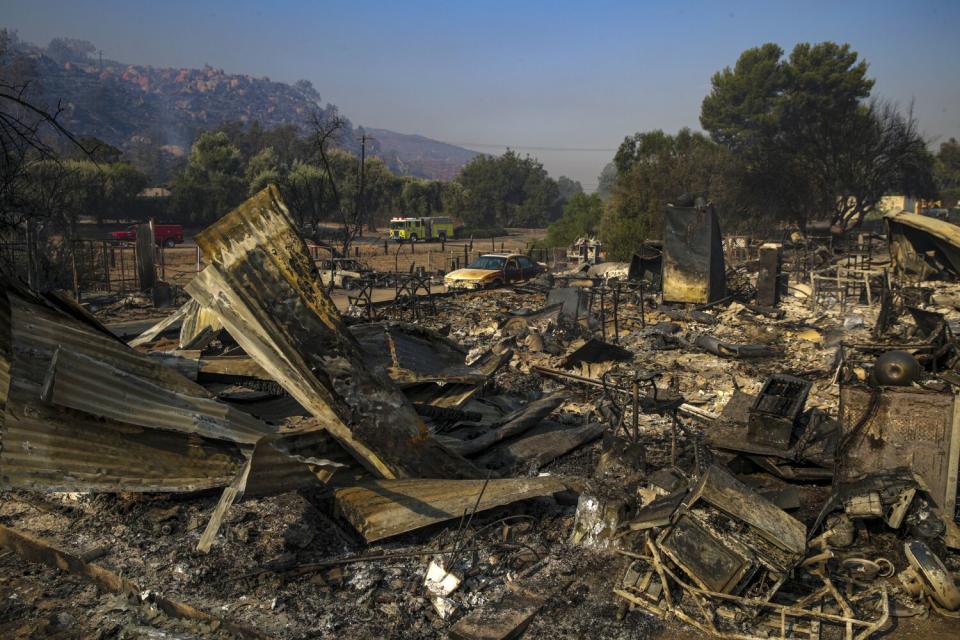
[410,234,418,242]
[438,232,446,241]
[163,238,176,248]
[489,279,503,289]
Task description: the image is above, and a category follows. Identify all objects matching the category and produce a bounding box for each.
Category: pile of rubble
[1,188,959,639]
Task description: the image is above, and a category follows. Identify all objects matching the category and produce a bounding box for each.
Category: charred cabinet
[662,205,726,304]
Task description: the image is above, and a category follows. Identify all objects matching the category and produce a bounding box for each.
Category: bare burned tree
[830,100,936,230]
[1,29,92,287]
[0,30,87,229]
[308,110,361,258]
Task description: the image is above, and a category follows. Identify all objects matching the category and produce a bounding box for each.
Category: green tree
[101,162,149,221]
[601,128,732,259]
[935,138,960,207]
[701,41,934,229]
[360,157,404,225]
[245,147,281,195]
[456,150,561,229]
[545,192,604,247]
[283,161,329,230]
[556,176,583,202]
[169,131,245,223]
[596,162,616,201]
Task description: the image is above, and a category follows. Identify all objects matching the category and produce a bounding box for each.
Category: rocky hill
[6,35,478,180]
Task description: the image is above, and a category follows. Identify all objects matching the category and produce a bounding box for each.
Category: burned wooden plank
[135,221,156,292]
[437,393,565,457]
[186,185,479,480]
[449,584,552,640]
[333,477,568,542]
[473,421,606,474]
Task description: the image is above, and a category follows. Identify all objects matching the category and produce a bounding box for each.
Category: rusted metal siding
[42,347,276,445]
[6,288,207,398]
[838,384,960,515]
[350,322,486,386]
[0,283,248,491]
[187,185,480,480]
[245,432,351,496]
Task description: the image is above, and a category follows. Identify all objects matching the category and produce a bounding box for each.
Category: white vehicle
[317,258,372,290]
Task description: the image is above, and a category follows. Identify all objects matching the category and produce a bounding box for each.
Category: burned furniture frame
[615,536,890,640]
[346,276,379,322]
[391,269,437,321]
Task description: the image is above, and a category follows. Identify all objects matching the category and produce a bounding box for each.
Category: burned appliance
[661,203,726,304]
[747,375,812,449]
[756,242,784,307]
[838,384,960,516]
[656,465,806,596]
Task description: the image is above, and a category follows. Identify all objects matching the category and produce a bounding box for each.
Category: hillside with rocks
[6,34,477,180]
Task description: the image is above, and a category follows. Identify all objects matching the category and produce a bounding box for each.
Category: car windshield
[467,256,506,270]
[389,220,407,229]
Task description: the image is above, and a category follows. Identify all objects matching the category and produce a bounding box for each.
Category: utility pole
[358,133,367,234]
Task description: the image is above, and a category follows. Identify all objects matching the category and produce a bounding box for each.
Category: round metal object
[904,540,960,611]
[841,558,883,581]
[873,350,921,386]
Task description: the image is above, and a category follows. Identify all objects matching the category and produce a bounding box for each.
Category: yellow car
[444,253,545,290]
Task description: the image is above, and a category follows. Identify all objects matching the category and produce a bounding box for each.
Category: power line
[446,142,617,153]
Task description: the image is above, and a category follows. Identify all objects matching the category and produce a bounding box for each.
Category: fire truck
[388,216,454,242]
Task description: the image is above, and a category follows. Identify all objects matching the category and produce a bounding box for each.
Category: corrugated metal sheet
[886,211,960,281]
[245,431,351,496]
[2,380,246,491]
[0,280,338,494]
[187,185,480,480]
[42,348,276,445]
[128,300,190,348]
[180,297,222,349]
[0,284,247,491]
[6,288,207,397]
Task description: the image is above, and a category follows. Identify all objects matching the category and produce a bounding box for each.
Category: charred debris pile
[1,189,959,639]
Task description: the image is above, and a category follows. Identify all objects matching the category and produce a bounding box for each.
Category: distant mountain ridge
[5,34,478,180]
[363,128,480,181]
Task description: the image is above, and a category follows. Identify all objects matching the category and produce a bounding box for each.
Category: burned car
[317,257,373,290]
[444,253,544,290]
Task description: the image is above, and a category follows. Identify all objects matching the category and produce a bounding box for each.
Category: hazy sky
[5,0,959,189]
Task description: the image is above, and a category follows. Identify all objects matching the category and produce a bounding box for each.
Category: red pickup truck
[110,224,184,248]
